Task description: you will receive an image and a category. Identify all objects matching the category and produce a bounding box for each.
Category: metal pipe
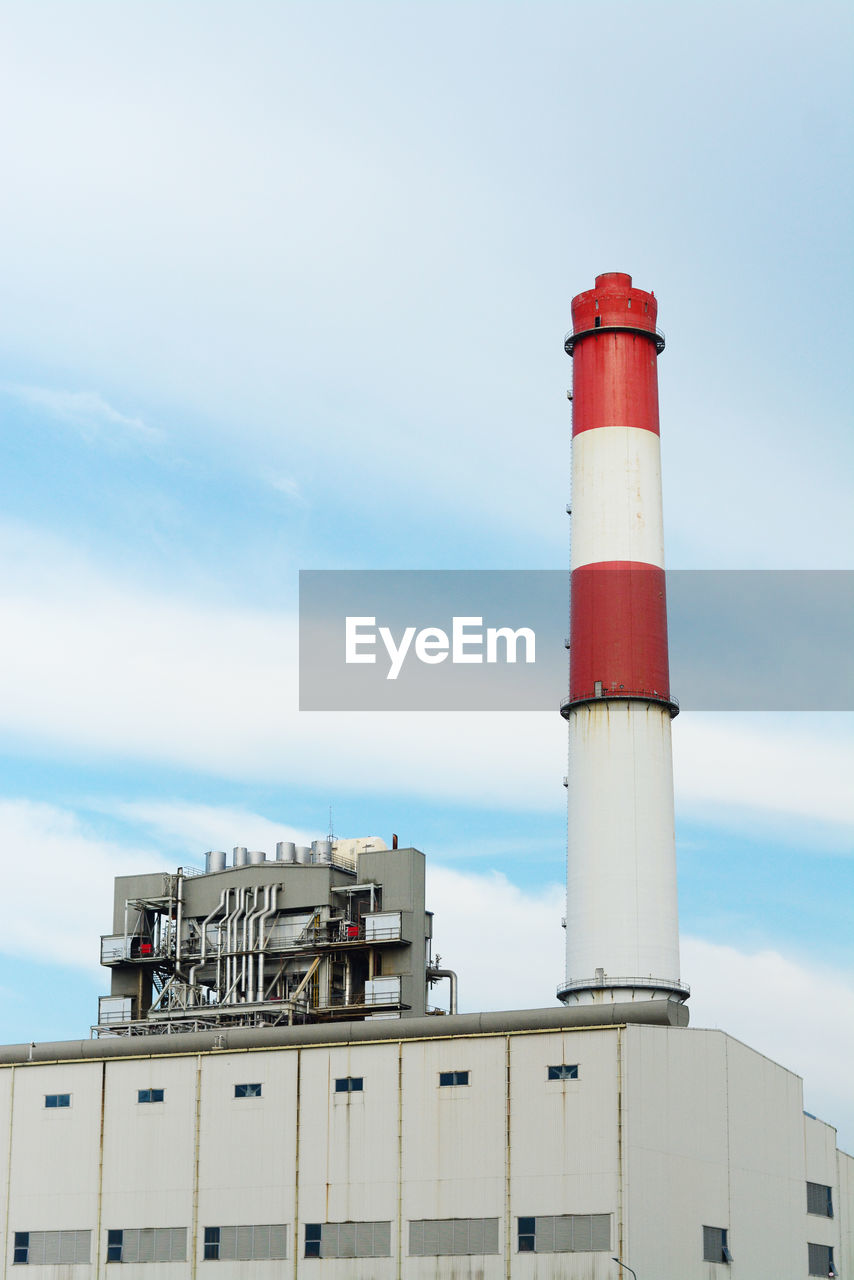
[223,887,245,1003]
[12,1000,689,1063]
[244,886,263,1003]
[189,888,229,988]
[255,885,278,1003]
[175,871,185,978]
[612,1261,638,1280]
[430,969,458,1015]
[214,889,233,1002]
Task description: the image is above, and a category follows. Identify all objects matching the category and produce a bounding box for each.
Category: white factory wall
[839,1148,854,1277]
[0,1025,851,1280]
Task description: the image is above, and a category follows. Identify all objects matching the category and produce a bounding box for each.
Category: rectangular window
[12,1230,90,1265]
[44,1094,71,1108]
[516,1214,611,1253]
[137,1089,165,1104]
[105,1227,186,1263]
[808,1243,837,1277]
[703,1225,732,1263]
[547,1064,579,1081]
[234,1083,262,1099]
[807,1182,834,1217]
[334,1077,363,1093]
[409,1218,499,1256]
[517,1218,535,1253]
[438,1071,469,1087]
[202,1225,287,1261]
[304,1221,391,1259]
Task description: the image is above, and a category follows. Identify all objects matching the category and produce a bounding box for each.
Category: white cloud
[0,522,565,810]
[674,713,854,835]
[0,523,851,835]
[104,800,314,860]
[0,799,169,973]
[427,865,565,1011]
[270,475,306,503]
[4,384,161,444]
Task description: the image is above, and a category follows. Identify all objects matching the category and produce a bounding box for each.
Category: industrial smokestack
[558,272,688,1009]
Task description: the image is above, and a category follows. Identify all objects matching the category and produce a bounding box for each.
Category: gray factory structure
[1,273,851,1278]
[95,838,442,1036]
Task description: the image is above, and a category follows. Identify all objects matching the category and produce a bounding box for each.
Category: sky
[0,1,852,1147]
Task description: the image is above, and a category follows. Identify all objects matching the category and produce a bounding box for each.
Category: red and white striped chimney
[558,272,688,1007]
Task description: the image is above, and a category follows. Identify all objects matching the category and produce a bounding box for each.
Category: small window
[703,1225,732,1263]
[807,1181,833,1217]
[107,1230,123,1263]
[517,1218,535,1253]
[594,316,601,327]
[137,1089,165,1104]
[547,1064,579,1081]
[334,1077,363,1093]
[234,1083,262,1098]
[439,1071,469,1087]
[13,1233,29,1265]
[627,298,632,308]
[204,1227,220,1261]
[808,1242,837,1276]
[44,1094,70,1108]
[304,1224,321,1259]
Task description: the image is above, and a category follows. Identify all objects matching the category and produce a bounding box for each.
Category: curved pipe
[189,887,230,989]
[255,885,278,1003]
[429,969,458,1015]
[244,886,266,1004]
[224,887,246,1004]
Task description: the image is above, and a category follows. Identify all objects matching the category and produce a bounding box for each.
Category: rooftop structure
[96,838,452,1036]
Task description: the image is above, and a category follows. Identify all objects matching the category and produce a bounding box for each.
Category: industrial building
[95,837,445,1036]
[0,1006,850,1277]
[0,272,850,1278]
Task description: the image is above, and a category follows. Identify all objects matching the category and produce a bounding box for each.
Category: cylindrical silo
[276,841,297,862]
[205,850,227,874]
[314,840,332,864]
[559,272,688,1008]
